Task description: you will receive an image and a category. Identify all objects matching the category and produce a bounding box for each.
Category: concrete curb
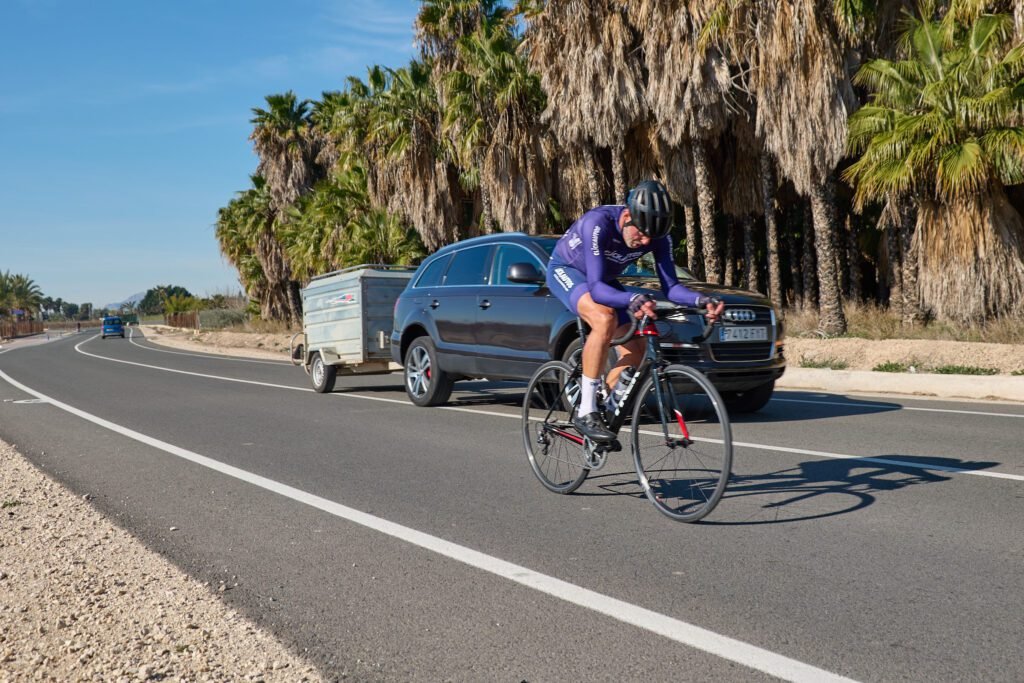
[777,367,1024,403]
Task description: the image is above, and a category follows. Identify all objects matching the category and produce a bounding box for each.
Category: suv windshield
[620,253,696,281]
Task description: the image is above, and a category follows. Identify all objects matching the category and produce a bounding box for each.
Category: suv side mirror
[507,262,545,284]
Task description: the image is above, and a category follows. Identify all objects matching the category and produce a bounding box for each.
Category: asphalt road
[1,329,1023,682]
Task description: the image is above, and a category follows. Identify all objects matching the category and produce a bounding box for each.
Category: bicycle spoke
[632,365,732,522]
[523,361,589,494]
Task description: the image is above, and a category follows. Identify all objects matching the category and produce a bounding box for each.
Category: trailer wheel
[311,353,337,393]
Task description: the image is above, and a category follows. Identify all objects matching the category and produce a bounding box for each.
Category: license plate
[720,326,767,342]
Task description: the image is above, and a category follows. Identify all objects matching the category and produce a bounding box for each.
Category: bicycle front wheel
[522,361,589,494]
[631,364,732,522]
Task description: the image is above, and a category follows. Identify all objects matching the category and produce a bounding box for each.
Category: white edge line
[0,366,858,683]
[773,397,1024,419]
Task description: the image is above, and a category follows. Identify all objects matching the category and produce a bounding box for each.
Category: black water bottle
[604,367,636,416]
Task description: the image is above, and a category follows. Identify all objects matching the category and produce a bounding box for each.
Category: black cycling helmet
[625,179,673,239]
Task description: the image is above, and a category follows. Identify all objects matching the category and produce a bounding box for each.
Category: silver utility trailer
[292,264,415,393]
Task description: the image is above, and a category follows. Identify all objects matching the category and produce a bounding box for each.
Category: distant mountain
[104,291,145,310]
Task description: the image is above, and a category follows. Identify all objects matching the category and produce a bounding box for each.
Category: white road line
[126,328,290,366]
[63,341,1024,482]
[773,397,1024,419]
[0,367,858,683]
[73,339,308,391]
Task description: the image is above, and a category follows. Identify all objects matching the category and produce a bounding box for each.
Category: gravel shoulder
[0,440,325,683]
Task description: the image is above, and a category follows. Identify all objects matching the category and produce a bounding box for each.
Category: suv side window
[491,244,541,285]
[414,254,450,288]
[443,246,491,286]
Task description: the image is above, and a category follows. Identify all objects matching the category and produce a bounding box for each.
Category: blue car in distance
[101,316,125,339]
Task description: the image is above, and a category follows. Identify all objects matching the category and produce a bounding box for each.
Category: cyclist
[546,179,725,442]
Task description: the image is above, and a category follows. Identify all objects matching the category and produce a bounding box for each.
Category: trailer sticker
[327,293,358,306]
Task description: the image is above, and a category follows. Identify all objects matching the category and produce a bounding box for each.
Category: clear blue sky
[0,0,418,308]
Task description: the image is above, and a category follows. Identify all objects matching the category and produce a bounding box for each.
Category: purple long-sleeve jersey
[551,205,702,309]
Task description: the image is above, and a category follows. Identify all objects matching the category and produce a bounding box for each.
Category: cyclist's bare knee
[577,294,616,341]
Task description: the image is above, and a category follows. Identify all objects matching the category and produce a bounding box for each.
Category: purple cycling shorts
[546,262,630,325]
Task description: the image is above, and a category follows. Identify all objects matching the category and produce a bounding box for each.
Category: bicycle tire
[522,360,590,494]
[631,364,732,522]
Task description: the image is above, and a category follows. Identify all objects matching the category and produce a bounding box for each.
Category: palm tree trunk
[287,281,303,329]
[808,180,847,335]
[802,202,818,311]
[580,146,602,207]
[786,209,803,309]
[899,201,923,326]
[886,224,903,315]
[612,148,627,204]
[724,219,736,287]
[480,173,494,233]
[693,142,722,283]
[683,203,704,279]
[742,214,761,293]
[1016,0,1024,42]
[760,154,782,306]
[848,215,862,303]
[837,215,850,299]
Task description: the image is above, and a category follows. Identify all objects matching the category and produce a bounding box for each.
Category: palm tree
[370,61,464,248]
[523,1,646,205]
[444,16,549,233]
[250,92,325,326]
[845,6,1024,322]
[0,271,12,317]
[7,274,43,319]
[215,177,291,322]
[346,208,426,266]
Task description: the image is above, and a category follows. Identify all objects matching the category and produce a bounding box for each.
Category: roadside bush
[1013,369,1024,376]
[933,365,999,376]
[799,356,849,370]
[873,361,909,372]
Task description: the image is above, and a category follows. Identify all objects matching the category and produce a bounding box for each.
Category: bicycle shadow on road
[733,390,903,424]
[704,455,999,525]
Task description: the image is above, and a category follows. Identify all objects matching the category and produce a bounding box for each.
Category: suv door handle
[430,300,440,309]
[479,300,491,310]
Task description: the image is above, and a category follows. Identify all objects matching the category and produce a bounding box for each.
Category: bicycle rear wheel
[631,364,732,522]
[522,360,589,494]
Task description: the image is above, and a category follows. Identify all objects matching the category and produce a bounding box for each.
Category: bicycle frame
[544,314,693,449]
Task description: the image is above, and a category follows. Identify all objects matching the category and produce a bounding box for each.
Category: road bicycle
[522,306,733,522]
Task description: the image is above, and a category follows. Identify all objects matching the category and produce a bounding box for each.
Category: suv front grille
[660,347,703,365]
[710,341,774,361]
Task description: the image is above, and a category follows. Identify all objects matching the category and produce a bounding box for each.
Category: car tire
[723,379,775,413]
[310,353,337,394]
[404,337,454,407]
[561,337,616,375]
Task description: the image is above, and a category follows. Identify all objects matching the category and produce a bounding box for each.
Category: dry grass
[222,318,296,335]
[783,300,1024,344]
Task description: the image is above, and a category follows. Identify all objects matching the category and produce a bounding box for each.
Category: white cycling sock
[578,375,602,417]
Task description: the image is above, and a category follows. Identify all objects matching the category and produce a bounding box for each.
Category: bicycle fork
[652,369,693,448]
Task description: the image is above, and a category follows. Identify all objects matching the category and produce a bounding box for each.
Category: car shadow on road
[573,455,998,524]
[733,390,903,424]
[705,455,998,525]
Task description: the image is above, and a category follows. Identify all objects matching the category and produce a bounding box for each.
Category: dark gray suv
[391,232,785,411]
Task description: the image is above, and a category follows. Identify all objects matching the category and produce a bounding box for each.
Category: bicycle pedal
[607,439,622,453]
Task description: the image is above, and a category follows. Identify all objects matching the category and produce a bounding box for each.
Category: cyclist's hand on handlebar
[628,293,657,320]
[697,296,725,323]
